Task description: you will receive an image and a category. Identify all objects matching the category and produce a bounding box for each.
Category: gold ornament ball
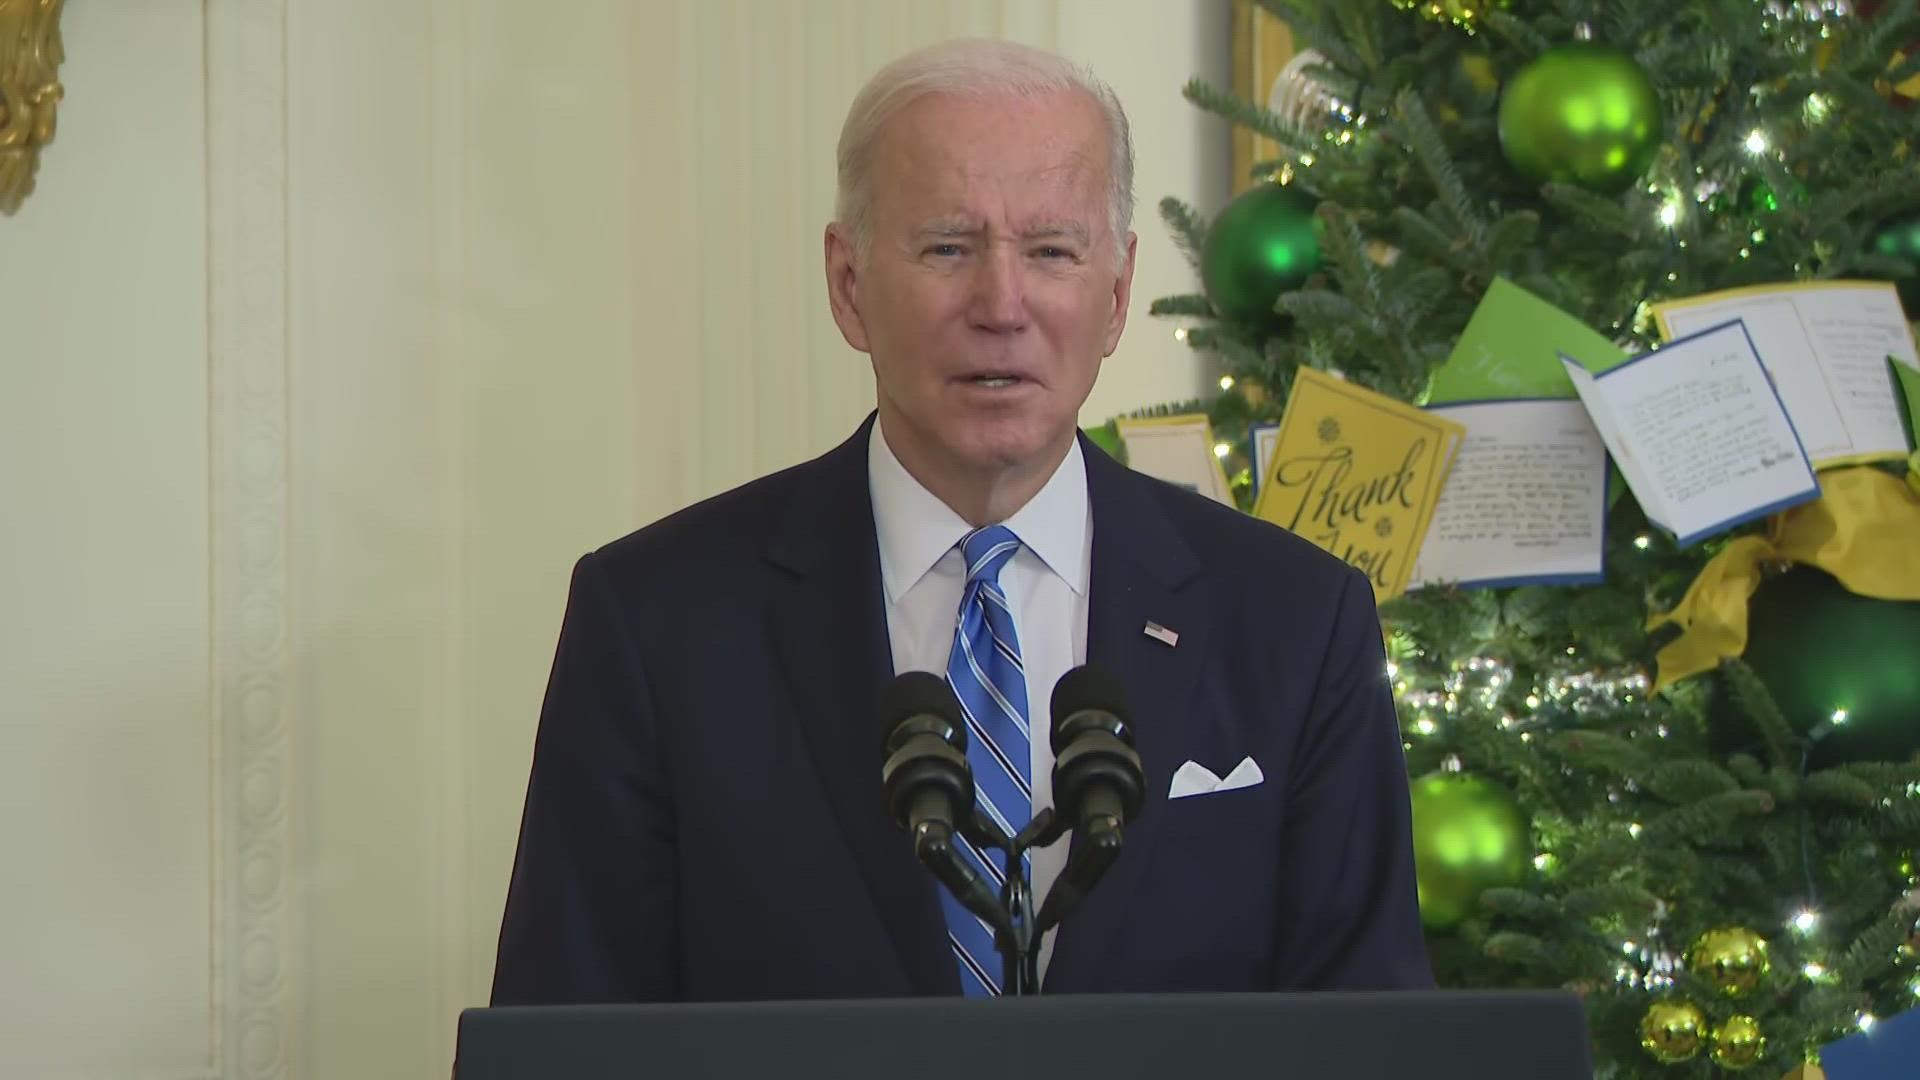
[1711,1015,1766,1071]
[1688,926,1771,996]
[1640,1000,1707,1064]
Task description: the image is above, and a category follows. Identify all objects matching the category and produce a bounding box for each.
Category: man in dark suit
[490,38,1432,1003]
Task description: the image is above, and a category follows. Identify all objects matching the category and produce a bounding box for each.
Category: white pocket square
[1167,756,1264,799]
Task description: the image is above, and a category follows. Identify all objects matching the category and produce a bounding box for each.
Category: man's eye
[1036,246,1075,260]
[926,243,965,257]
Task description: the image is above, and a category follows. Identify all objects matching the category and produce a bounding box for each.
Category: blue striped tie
[942,525,1030,997]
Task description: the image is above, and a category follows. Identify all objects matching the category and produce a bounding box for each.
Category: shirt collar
[868,421,1090,605]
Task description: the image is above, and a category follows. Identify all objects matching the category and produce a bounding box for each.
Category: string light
[1859,1014,1877,1032]
[1634,535,1651,550]
[1629,822,1644,838]
[1174,327,1189,343]
[1830,708,1849,725]
[1218,374,1234,391]
[1805,962,1827,979]
[1213,443,1231,459]
[1793,909,1820,934]
[1746,129,1770,155]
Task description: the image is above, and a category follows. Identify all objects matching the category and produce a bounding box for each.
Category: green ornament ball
[1870,211,1920,311]
[1407,771,1529,930]
[1710,567,1920,768]
[1738,174,1808,217]
[1497,42,1663,195]
[1200,182,1322,324]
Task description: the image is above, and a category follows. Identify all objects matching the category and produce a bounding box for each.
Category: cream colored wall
[0,2,1228,1077]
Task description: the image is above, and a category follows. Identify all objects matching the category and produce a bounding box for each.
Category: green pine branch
[1641,790,1777,845]
[1149,294,1216,318]
[1157,197,1209,273]
[1721,660,1798,771]
[1181,78,1322,168]
[1393,89,1490,249]
[1836,904,1920,987]
[1642,761,1741,804]
[1802,770,1883,811]
[1252,0,1367,75]
[1479,9,1551,56]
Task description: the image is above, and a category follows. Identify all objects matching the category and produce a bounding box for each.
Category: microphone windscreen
[1050,664,1131,744]
[879,670,963,748]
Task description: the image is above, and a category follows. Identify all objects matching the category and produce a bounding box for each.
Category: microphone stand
[965,807,1075,995]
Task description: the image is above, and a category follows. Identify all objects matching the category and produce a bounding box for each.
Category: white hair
[833,38,1135,269]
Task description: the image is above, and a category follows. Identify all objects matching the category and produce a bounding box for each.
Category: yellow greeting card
[1253,368,1465,602]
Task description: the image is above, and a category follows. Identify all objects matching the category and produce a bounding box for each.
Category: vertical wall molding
[427,0,476,1062]
[205,0,297,1076]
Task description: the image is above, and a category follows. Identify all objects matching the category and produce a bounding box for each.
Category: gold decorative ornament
[0,0,65,215]
[1688,926,1771,996]
[1710,1014,1766,1071]
[1639,999,1707,1064]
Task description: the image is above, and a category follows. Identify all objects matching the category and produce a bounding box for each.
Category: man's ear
[1101,231,1139,358]
[824,223,871,354]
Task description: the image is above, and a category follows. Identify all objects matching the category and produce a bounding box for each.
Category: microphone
[1036,664,1145,932]
[878,671,1010,937]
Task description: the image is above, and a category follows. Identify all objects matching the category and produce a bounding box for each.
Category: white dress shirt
[867,421,1091,983]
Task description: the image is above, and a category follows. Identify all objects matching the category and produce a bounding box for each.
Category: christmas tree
[1128,1,1920,1075]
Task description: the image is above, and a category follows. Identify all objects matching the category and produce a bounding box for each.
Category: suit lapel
[764,419,958,995]
[1045,434,1209,990]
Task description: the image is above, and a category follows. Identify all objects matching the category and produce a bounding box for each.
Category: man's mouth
[963,373,1025,388]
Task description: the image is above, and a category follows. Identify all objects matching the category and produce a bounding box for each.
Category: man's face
[828,89,1136,480]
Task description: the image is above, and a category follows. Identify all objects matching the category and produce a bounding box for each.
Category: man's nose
[968,245,1028,333]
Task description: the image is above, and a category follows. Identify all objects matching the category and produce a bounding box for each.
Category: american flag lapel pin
[1143,621,1179,647]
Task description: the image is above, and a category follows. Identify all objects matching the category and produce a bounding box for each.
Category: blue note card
[1821,1007,1920,1079]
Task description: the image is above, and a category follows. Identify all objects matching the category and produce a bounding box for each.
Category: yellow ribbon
[1646,467,1920,691]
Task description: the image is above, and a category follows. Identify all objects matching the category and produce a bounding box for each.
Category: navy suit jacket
[490,418,1433,1002]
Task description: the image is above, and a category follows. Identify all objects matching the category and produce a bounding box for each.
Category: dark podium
[454,990,1594,1079]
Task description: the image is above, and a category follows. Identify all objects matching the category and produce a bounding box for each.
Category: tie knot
[960,525,1021,585]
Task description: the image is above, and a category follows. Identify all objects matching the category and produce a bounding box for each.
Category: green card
[1891,355,1920,446]
[1427,278,1630,405]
